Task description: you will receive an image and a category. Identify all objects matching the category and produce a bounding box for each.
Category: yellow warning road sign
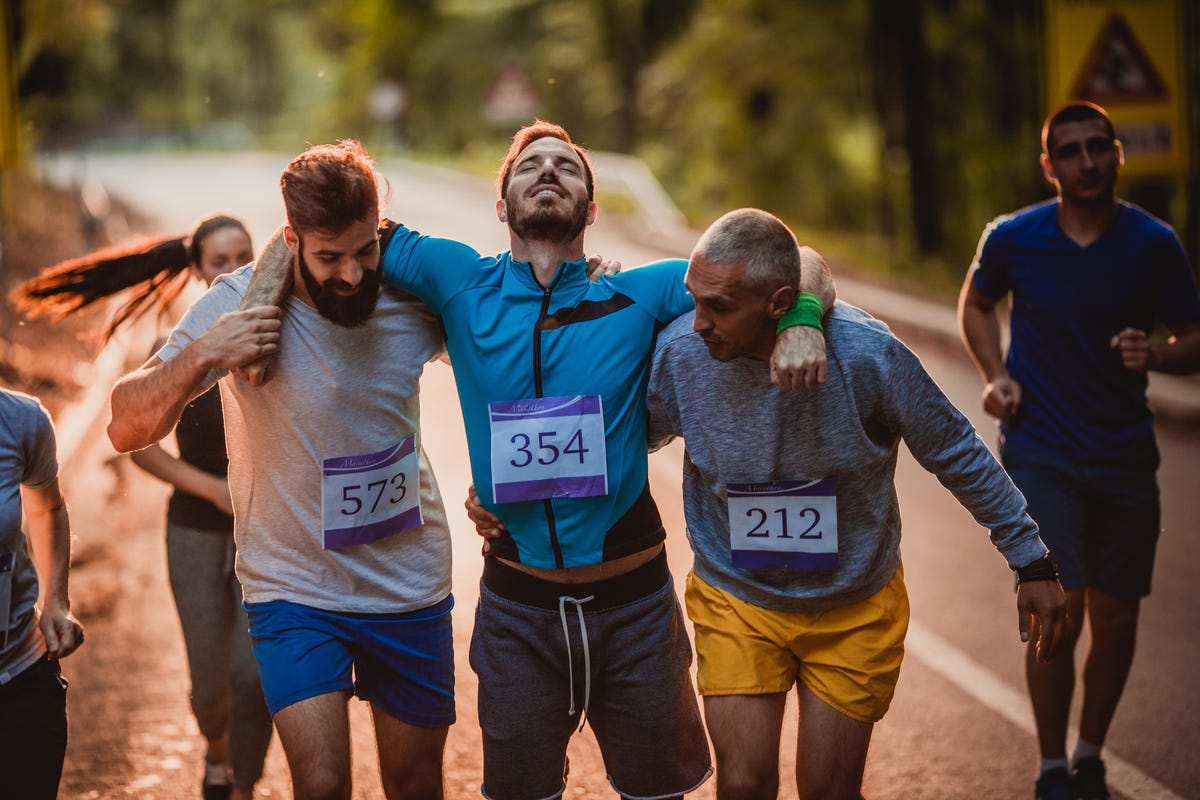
[1045,0,1189,178]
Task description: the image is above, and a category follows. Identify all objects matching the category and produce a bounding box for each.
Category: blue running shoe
[1035,766,1073,800]
[1072,756,1111,800]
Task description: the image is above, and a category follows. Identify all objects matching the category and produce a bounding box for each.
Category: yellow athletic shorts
[684,565,909,723]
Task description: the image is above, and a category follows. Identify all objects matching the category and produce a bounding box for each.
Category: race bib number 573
[489,395,608,503]
[726,478,837,570]
[321,436,422,549]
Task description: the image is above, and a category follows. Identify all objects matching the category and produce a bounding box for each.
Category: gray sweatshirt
[646,302,1046,613]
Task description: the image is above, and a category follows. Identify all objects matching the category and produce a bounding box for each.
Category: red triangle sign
[1071,13,1168,103]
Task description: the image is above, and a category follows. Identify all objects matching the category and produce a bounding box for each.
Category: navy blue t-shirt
[971,199,1200,462]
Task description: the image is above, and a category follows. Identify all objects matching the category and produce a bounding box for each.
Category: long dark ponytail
[11,214,248,343]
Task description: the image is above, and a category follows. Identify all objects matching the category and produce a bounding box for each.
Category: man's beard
[297,242,381,327]
[506,187,590,244]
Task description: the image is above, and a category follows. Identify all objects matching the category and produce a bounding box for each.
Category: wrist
[1015,552,1059,584]
[1147,344,1161,372]
[777,292,824,333]
[985,366,1010,384]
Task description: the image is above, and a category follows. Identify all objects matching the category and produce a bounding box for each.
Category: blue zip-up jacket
[380,221,691,569]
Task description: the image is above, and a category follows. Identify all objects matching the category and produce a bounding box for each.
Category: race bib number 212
[726,478,837,570]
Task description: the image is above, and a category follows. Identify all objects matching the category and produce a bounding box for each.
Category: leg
[1077,588,1139,747]
[470,585,574,800]
[1073,455,1158,753]
[585,574,711,799]
[1026,588,1086,758]
[243,600,360,800]
[794,682,873,800]
[273,691,353,800]
[0,658,68,800]
[165,523,235,764]
[704,693,787,800]
[1003,448,1089,764]
[226,570,274,794]
[371,703,448,800]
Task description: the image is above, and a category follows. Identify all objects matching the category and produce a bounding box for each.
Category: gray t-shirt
[158,266,452,613]
[646,302,1046,614]
[0,388,57,682]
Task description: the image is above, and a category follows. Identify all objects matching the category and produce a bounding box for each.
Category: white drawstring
[558,594,594,732]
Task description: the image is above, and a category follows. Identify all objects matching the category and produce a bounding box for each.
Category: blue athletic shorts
[1002,444,1160,598]
[244,595,455,727]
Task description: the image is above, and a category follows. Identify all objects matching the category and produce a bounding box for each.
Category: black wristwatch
[1015,552,1059,584]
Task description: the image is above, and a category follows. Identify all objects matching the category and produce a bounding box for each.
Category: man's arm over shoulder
[772,246,834,392]
[240,227,293,311]
[799,246,836,309]
[109,287,280,452]
[378,223,486,312]
[611,258,691,321]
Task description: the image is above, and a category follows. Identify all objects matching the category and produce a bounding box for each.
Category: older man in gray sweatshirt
[644,208,1066,800]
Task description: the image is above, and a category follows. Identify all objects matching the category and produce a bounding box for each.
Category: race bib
[321,436,422,549]
[726,478,838,570]
[489,395,608,503]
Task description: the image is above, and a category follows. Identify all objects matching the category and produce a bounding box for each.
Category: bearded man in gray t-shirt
[107,141,453,800]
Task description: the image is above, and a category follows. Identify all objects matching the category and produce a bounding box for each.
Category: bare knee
[717,763,779,800]
[381,771,444,800]
[1089,592,1138,624]
[294,765,351,800]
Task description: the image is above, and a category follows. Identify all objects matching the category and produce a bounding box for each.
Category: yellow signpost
[1044,0,1189,179]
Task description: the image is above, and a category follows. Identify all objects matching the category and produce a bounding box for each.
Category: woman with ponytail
[13,215,273,800]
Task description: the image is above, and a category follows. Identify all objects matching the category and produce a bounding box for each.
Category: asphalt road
[38,149,1200,799]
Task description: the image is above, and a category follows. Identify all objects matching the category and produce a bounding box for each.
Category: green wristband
[777,292,824,333]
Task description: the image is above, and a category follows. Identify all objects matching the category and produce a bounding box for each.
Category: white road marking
[907,620,1186,800]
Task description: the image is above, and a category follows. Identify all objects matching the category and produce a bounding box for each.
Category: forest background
[3,0,1199,317]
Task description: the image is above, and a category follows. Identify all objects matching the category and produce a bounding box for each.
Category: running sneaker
[1072,756,1111,800]
[1035,766,1073,800]
[202,761,232,800]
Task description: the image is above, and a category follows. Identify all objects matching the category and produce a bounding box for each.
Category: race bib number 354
[489,395,608,504]
[727,478,837,570]
[321,436,422,549]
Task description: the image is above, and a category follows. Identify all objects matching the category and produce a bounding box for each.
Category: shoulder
[607,259,689,320]
[827,301,891,335]
[382,221,487,266]
[1116,201,1184,245]
[0,389,56,478]
[656,311,698,350]
[982,199,1057,244]
[376,288,441,330]
[650,312,705,381]
[826,302,910,369]
[208,264,253,302]
[609,259,687,294]
[0,388,50,430]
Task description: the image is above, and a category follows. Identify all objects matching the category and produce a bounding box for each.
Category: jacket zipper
[534,270,566,568]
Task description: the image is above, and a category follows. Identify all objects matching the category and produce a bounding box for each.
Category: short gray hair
[692,208,800,293]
